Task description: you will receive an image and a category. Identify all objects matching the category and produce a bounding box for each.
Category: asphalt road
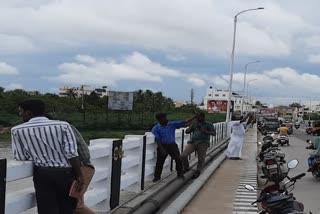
[262,125,320,214]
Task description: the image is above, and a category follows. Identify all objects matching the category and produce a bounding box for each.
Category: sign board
[207,100,229,113]
[258,108,276,114]
[108,91,134,111]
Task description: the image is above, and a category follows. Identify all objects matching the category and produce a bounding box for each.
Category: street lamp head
[257,7,264,10]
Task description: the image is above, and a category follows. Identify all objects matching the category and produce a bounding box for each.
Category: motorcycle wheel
[312,170,320,178]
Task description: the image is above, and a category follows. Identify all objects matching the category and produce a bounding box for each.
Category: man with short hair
[11,99,83,214]
[279,124,289,136]
[45,114,95,214]
[152,112,197,182]
[181,112,216,178]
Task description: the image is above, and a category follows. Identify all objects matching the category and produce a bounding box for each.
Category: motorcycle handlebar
[290,173,306,182]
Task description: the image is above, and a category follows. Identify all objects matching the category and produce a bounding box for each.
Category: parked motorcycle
[245,160,311,214]
[306,128,312,135]
[258,135,287,183]
[277,135,290,146]
[306,140,320,178]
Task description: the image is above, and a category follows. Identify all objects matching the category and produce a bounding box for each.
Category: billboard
[207,100,229,113]
[258,108,276,114]
[107,91,134,110]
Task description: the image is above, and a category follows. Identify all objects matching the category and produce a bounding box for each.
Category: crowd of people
[10,98,254,213]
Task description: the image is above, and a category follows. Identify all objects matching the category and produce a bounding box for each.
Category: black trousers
[154,143,184,179]
[33,166,78,214]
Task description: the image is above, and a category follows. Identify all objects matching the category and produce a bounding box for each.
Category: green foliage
[0,86,226,141]
[173,104,198,113]
[303,113,320,121]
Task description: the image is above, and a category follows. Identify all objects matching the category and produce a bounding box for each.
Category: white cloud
[6,83,23,90]
[54,52,180,85]
[308,54,320,64]
[0,34,36,54]
[0,62,18,75]
[52,52,210,88]
[75,55,97,64]
[166,54,187,62]
[186,77,206,87]
[0,0,315,57]
[208,68,320,103]
[304,36,320,49]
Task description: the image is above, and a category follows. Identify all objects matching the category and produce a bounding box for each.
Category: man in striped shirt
[11,99,83,214]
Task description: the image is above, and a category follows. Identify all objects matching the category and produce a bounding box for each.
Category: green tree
[255,100,263,107]
[66,88,77,99]
[289,102,302,108]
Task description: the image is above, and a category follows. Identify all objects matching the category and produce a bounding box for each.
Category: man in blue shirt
[152,112,197,182]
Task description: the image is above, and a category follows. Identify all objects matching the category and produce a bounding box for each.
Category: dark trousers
[33,166,78,214]
[154,143,183,179]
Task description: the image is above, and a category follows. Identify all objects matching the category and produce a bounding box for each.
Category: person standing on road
[11,99,83,214]
[181,112,216,178]
[225,113,253,160]
[152,112,197,182]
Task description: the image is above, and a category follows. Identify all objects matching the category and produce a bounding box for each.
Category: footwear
[192,170,201,179]
[153,177,161,182]
[177,174,185,180]
[230,157,242,160]
[183,168,190,173]
[307,168,312,172]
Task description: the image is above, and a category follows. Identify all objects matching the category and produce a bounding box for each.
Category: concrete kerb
[161,153,226,214]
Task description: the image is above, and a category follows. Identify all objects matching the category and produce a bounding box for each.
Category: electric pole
[191,88,194,105]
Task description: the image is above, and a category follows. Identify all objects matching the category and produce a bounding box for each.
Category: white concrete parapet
[4,122,228,213]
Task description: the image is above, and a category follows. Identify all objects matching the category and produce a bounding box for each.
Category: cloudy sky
[0,0,320,105]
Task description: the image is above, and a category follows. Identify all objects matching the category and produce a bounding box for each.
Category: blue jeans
[308,154,318,167]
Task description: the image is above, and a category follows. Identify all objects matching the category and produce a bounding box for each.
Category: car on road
[259,117,280,135]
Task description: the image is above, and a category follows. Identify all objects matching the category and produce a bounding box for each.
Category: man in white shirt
[11,99,83,214]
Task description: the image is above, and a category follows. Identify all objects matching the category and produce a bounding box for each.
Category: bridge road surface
[180,125,258,214]
[274,125,320,214]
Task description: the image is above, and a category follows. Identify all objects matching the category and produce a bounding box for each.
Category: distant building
[275,106,295,117]
[59,85,110,98]
[203,86,257,114]
[25,90,40,96]
[174,100,189,107]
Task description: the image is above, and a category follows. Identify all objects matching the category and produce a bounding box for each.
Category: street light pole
[241,61,260,115]
[246,79,258,112]
[225,7,264,122]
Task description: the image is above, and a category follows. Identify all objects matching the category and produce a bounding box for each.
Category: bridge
[1,122,231,214]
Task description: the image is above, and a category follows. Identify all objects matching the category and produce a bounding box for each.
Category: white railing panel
[5,188,35,214]
[6,161,33,182]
